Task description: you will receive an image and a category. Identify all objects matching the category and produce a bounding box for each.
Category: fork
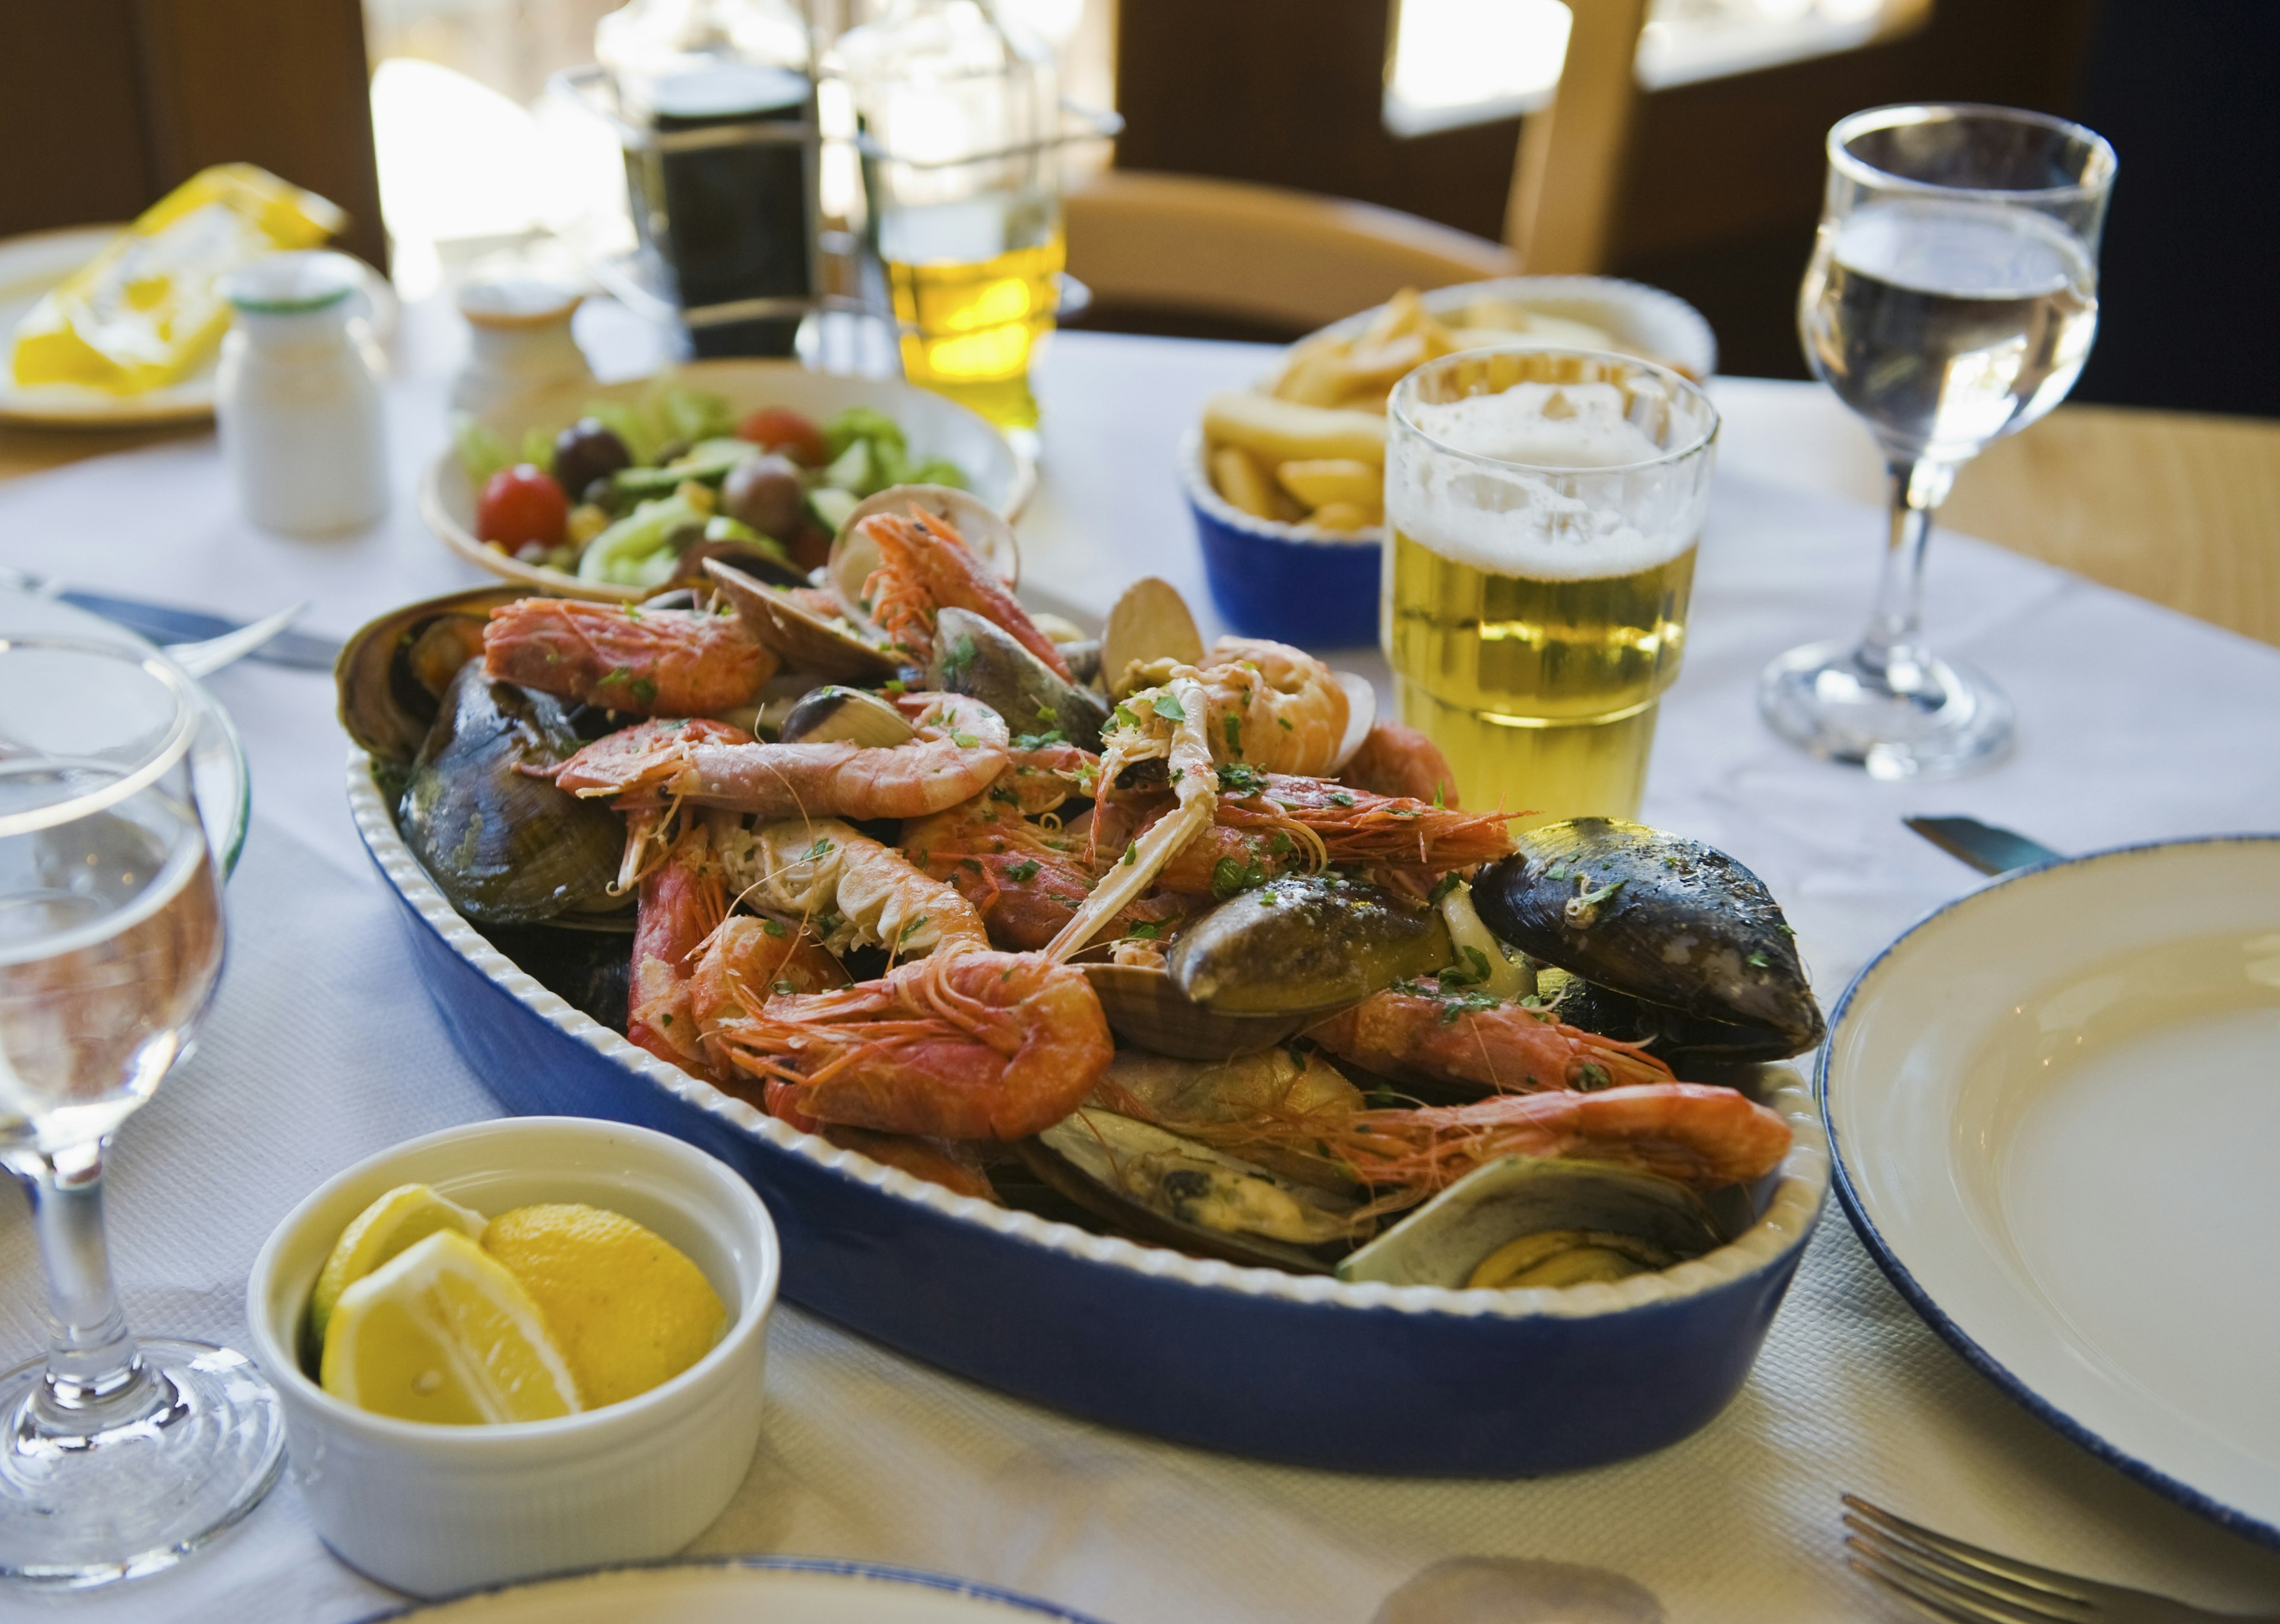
[1844,1496,2280,1624]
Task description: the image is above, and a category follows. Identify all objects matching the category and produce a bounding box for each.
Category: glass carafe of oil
[831,0,1062,433]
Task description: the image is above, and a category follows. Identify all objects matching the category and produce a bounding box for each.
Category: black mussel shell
[1170,873,1455,1016]
[926,607,1110,750]
[1536,967,1803,1067]
[398,662,626,926]
[337,586,525,766]
[1475,819,1823,1056]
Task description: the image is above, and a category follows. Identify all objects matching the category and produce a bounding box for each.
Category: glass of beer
[1759,104,2114,778]
[1384,347,1718,827]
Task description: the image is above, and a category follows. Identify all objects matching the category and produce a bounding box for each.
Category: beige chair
[1065,0,1654,325]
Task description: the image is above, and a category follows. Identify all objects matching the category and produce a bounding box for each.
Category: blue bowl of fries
[1179,428,1382,648]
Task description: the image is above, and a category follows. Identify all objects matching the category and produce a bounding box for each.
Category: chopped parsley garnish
[1218,762,1267,795]
[1008,859,1041,883]
[762,918,787,938]
[1222,714,1243,757]
[1111,703,1141,730]
[951,731,979,749]
[941,636,977,676]
[1150,693,1186,722]
[1012,729,1066,750]
[1328,789,1356,807]
[1126,922,1160,940]
[898,916,929,943]
[1427,873,1462,903]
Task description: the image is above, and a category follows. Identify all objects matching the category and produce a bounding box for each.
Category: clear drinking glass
[1384,346,1718,827]
[0,639,283,1587]
[1758,103,2117,778]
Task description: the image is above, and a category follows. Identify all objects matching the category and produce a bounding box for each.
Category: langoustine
[483,598,776,715]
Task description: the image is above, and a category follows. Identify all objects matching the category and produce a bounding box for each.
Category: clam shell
[831,484,1019,611]
[1018,1109,1363,1273]
[704,557,902,683]
[1101,577,1204,699]
[1328,672,1376,773]
[778,684,916,747]
[1080,962,1309,1060]
[1474,819,1824,1055]
[927,607,1111,749]
[1168,875,1455,1016]
[337,586,527,766]
[1335,1158,1730,1290]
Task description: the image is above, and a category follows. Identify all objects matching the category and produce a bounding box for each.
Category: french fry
[1203,391,1387,467]
[1275,458,1380,510]
[1358,287,1426,348]
[1272,342,1354,407]
[1211,443,1283,520]
[1307,500,1383,532]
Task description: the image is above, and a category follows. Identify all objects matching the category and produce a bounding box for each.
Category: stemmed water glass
[1759,103,2117,778]
[0,638,283,1587]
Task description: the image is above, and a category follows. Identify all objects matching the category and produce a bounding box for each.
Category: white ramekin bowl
[246,1116,780,1598]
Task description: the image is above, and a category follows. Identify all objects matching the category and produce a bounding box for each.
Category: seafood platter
[344,486,1829,1474]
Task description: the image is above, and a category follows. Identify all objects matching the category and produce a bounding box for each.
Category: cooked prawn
[625,823,729,1079]
[553,693,1011,822]
[863,508,1073,679]
[1147,770,1513,892]
[1265,1083,1793,1209]
[1306,989,1674,1096]
[483,599,775,716]
[1338,721,1461,806]
[720,817,987,962]
[1108,637,1347,777]
[709,947,1113,1140]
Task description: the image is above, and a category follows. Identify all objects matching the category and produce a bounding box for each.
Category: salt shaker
[451,272,593,416]
[216,252,390,536]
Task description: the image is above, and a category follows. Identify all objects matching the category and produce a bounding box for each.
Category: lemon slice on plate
[309,1182,487,1341]
[483,1204,727,1409]
[321,1229,583,1424]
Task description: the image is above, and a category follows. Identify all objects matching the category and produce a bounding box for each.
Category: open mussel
[1019,1109,1367,1273]
[1474,820,1824,1057]
[1537,966,1799,1068]
[1335,1158,1732,1290]
[1169,874,1455,1016]
[398,661,626,927]
[927,607,1110,749]
[338,585,525,766]
[704,557,901,683]
[1079,962,1311,1060]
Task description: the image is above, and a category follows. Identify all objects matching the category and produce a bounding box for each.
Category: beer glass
[0,639,283,1587]
[1385,347,1718,827]
[1760,103,2116,777]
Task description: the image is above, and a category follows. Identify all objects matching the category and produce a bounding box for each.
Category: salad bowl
[421,360,1034,602]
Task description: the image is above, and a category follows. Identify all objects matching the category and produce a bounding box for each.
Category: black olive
[552,418,632,499]
[721,453,806,542]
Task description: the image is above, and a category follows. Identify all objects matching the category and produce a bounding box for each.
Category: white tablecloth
[2,308,2279,1623]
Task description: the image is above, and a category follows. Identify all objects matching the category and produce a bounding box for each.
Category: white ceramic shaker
[216,252,391,536]
[450,272,593,417]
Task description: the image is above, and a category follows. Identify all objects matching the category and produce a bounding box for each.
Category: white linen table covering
[0,312,2276,1624]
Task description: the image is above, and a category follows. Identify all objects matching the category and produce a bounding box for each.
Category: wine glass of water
[1759,104,2117,777]
[0,639,283,1587]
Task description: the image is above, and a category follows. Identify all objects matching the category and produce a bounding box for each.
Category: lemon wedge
[308,1182,487,1342]
[321,1230,582,1425]
[482,1204,727,1409]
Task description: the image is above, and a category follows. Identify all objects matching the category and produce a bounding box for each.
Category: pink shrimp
[1304,989,1674,1096]
[483,599,775,716]
[1339,721,1462,806]
[1281,1083,1793,1208]
[708,947,1113,1140]
[863,508,1073,679]
[553,693,1011,821]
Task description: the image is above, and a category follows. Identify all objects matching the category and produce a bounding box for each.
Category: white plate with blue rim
[0,587,251,875]
[1820,834,2280,1547]
[355,1557,1110,1623]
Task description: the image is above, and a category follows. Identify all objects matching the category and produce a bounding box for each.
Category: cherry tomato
[476,464,569,548]
[736,406,826,468]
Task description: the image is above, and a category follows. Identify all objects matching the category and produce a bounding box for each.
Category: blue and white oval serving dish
[352,754,1826,1476]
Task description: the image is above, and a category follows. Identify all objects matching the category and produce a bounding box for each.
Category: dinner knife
[1902,815,2063,877]
[0,565,343,670]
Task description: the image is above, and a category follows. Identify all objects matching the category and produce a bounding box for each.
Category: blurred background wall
[0,0,2268,414]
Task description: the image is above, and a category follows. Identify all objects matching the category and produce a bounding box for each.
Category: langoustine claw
[483,599,776,716]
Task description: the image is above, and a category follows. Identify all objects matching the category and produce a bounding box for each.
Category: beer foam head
[1388,382,1711,581]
